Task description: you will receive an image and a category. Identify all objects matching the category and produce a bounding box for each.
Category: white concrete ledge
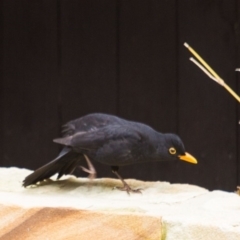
[0,167,240,239]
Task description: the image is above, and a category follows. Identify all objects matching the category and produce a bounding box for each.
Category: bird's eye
[169,147,176,155]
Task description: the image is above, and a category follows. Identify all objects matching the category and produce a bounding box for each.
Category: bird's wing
[62,113,126,137]
[55,125,142,150]
[55,125,147,165]
[53,125,143,149]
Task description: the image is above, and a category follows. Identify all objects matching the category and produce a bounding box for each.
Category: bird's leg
[111,166,142,194]
[79,154,96,181]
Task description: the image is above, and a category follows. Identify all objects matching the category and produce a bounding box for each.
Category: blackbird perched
[23,113,197,193]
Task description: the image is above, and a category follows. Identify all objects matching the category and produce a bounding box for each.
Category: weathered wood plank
[60,0,117,121]
[118,0,178,182]
[60,0,117,177]
[236,0,240,188]
[178,0,238,190]
[0,0,3,165]
[1,0,59,169]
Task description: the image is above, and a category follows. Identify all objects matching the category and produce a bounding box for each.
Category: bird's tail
[23,147,80,187]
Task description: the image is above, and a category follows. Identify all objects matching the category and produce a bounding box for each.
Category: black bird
[23,113,197,193]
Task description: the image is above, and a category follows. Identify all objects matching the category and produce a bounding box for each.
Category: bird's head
[159,133,197,164]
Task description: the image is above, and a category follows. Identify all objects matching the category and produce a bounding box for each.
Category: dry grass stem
[189,57,224,86]
[184,43,240,103]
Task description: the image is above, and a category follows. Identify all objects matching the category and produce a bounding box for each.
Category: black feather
[23,113,195,187]
[23,147,80,187]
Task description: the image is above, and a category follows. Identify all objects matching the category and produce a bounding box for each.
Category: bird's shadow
[25,176,140,193]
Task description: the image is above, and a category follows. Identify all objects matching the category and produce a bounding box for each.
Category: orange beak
[179,152,198,164]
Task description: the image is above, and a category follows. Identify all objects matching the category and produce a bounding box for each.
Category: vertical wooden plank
[1,0,59,169]
[237,0,240,187]
[60,0,117,120]
[119,0,178,181]
[178,0,238,190]
[0,0,3,165]
[60,0,117,177]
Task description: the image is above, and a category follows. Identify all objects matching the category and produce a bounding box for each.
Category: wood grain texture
[0,206,162,240]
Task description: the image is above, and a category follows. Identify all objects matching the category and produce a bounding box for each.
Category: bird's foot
[80,154,97,180]
[79,166,96,180]
[114,183,142,194]
[111,168,142,194]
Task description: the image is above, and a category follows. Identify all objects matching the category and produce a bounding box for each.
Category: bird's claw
[80,154,97,180]
[113,185,142,194]
[79,166,96,180]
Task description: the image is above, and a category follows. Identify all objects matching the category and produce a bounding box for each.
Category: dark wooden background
[0,0,240,191]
